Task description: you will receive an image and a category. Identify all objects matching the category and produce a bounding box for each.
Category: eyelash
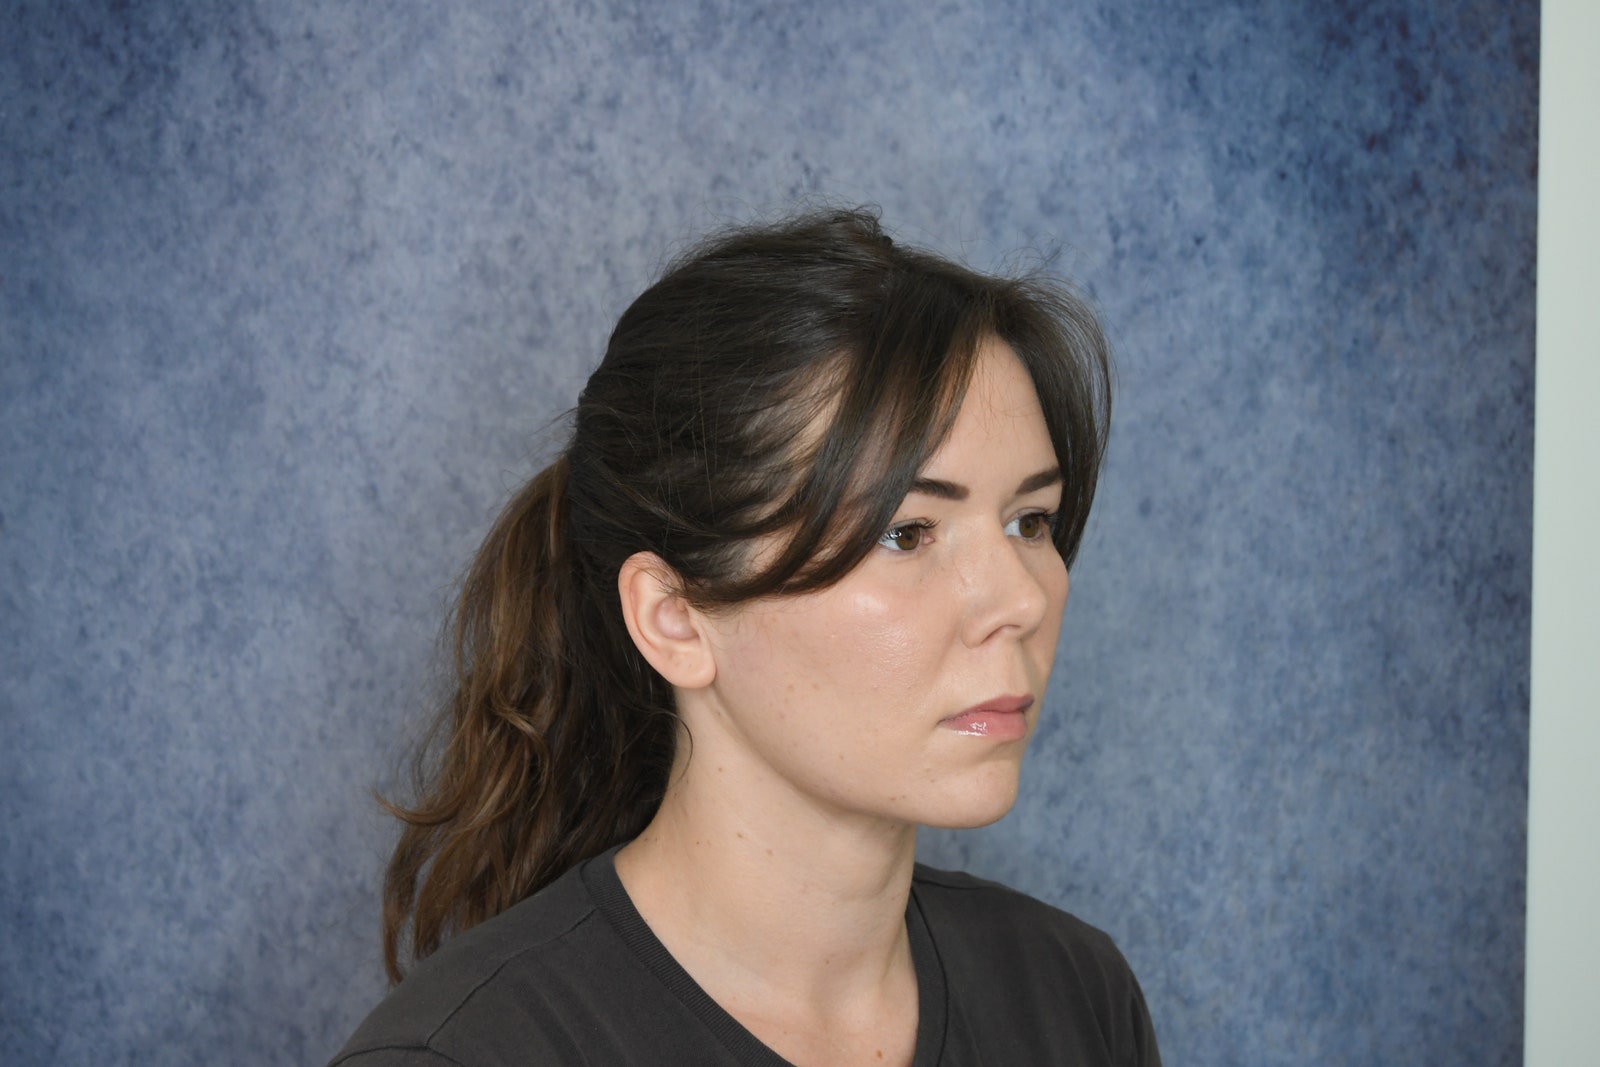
[876,511,1059,553]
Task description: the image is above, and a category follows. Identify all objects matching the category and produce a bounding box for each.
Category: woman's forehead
[914,339,1054,488]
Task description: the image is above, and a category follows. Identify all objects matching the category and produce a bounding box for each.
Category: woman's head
[383,207,1111,978]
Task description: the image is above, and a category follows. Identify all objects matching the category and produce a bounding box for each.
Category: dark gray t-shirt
[330,848,1160,1066]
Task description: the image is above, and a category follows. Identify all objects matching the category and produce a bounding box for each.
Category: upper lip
[945,694,1034,720]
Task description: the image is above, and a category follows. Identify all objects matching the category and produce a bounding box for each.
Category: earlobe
[617,552,716,689]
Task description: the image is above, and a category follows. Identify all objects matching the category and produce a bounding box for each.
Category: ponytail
[380,454,673,982]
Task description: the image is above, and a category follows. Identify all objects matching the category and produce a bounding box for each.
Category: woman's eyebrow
[908,467,1063,501]
[1015,467,1063,495]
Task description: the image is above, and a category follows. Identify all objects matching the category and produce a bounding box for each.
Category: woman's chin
[914,770,1023,830]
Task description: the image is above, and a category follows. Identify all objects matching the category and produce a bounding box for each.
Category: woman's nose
[958,532,1056,648]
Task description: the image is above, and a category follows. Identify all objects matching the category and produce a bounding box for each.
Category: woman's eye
[877,521,931,552]
[1006,512,1057,542]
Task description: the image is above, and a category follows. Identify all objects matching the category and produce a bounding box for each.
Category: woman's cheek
[844,609,930,693]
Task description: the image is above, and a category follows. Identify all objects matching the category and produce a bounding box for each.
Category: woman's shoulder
[911,862,1125,955]
[326,860,606,1067]
[911,863,1161,1066]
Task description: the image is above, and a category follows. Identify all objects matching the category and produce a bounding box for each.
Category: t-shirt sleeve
[1080,921,1162,1067]
[1122,960,1163,1067]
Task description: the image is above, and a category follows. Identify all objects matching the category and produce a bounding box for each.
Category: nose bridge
[958,525,1049,646]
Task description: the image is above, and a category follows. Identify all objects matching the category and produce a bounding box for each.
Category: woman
[331,209,1160,1066]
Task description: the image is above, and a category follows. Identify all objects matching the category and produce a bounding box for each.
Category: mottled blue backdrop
[1,2,1535,1064]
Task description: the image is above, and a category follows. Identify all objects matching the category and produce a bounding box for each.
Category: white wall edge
[1524,0,1600,1061]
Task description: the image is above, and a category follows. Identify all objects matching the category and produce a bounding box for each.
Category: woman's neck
[613,733,922,1063]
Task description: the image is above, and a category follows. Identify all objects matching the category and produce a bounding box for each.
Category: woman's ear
[617,552,717,690]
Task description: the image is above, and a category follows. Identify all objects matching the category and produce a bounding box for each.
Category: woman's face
[683,337,1070,831]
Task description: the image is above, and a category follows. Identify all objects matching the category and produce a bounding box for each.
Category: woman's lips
[940,695,1034,739]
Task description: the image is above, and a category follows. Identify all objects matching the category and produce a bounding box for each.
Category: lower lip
[940,709,1030,740]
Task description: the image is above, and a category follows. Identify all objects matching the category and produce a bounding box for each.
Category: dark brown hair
[381,208,1112,981]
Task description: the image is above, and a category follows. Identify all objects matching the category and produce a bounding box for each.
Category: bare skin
[616,758,922,1065]
[614,338,1070,1066]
